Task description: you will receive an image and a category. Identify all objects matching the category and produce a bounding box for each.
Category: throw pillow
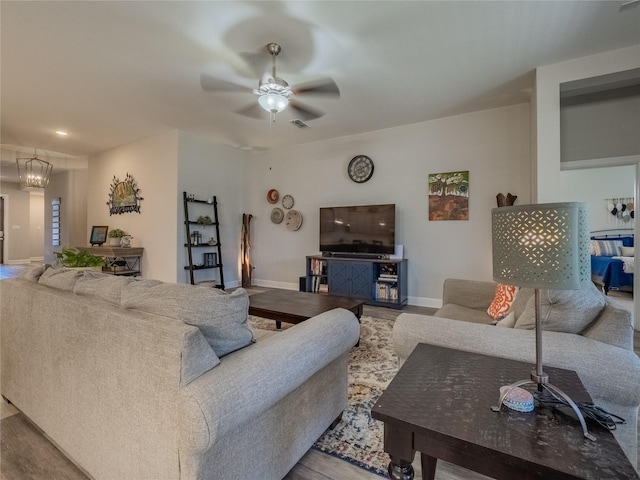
[38,267,85,291]
[617,246,634,257]
[122,282,253,357]
[20,264,50,282]
[590,240,623,257]
[513,282,606,334]
[487,284,519,320]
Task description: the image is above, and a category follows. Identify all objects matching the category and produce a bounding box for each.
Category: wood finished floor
[0,265,638,480]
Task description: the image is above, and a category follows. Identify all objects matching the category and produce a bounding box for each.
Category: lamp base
[492,378,597,441]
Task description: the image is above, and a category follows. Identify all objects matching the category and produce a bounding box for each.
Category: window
[52,198,60,246]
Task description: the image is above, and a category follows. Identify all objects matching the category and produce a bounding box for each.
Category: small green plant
[108,228,125,238]
[54,247,105,268]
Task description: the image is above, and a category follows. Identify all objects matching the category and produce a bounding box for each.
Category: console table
[77,246,143,276]
[372,344,638,480]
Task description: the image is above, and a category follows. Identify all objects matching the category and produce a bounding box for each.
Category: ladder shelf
[183,192,225,289]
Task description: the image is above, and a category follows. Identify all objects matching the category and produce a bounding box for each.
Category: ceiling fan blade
[289,100,325,121]
[235,103,266,120]
[292,78,340,97]
[200,74,251,93]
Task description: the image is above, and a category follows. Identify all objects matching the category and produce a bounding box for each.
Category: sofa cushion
[495,311,516,328]
[74,270,136,305]
[122,282,253,357]
[38,267,85,291]
[20,264,50,282]
[514,282,606,333]
[486,284,518,320]
[511,287,534,320]
[435,304,493,324]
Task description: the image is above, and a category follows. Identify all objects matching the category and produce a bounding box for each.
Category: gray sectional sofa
[1,266,360,480]
[393,278,640,471]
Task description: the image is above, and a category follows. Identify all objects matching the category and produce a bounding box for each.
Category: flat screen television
[319,204,395,255]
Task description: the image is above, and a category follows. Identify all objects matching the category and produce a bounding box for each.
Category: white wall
[87,131,179,282]
[0,182,31,263]
[29,193,44,260]
[535,45,640,202]
[44,170,88,264]
[560,165,635,233]
[177,132,249,287]
[248,103,531,306]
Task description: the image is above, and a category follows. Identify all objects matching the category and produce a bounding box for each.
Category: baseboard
[5,259,31,265]
[252,279,298,291]
[29,256,44,262]
[408,296,443,309]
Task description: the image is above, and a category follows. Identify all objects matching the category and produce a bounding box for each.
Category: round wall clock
[282,194,294,209]
[348,155,374,183]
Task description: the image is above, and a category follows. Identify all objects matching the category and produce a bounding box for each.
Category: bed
[590,230,634,295]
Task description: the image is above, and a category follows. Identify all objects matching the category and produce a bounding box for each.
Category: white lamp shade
[258,93,289,113]
[492,202,591,290]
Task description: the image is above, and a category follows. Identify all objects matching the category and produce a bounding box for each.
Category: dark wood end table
[248,289,364,329]
[372,343,639,480]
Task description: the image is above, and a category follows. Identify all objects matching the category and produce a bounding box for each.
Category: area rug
[249,314,396,477]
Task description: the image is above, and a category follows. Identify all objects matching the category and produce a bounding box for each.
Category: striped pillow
[590,240,623,257]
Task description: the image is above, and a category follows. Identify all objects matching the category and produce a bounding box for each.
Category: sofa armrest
[180,308,359,454]
[441,278,496,311]
[393,313,640,410]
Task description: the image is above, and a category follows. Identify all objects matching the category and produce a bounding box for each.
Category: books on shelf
[375,282,398,302]
[378,274,398,282]
[309,258,326,276]
[310,275,329,294]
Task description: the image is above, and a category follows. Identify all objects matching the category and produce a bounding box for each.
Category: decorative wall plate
[282,194,294,209]
[270,207,284,224]
[267,189,279,204]
[285,210,303,231]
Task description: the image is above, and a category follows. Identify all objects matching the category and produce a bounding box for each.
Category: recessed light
[55,130,69,136]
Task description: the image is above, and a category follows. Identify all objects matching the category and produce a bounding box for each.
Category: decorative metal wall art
[107,173,143,215]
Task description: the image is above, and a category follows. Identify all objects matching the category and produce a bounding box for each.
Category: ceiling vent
[290,119,310,129]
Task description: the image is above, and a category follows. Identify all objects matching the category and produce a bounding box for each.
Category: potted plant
[54,247,105,271]
[108,228,125,246]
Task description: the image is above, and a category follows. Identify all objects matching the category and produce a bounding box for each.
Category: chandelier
[16,150,53,189]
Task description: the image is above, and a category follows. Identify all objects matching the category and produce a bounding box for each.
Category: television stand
[306,255,407,309]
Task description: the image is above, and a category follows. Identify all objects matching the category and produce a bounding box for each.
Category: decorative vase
[109,237,121,246]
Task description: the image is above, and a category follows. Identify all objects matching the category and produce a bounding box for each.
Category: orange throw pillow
[487,283,519,320]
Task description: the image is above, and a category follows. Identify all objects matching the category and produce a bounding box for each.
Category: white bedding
[612,256,634,274]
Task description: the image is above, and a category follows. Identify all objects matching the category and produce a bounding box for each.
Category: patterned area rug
[249,314,396,477]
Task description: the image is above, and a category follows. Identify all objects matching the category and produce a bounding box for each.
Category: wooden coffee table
[372,343,639,480]
[248,289,364,330]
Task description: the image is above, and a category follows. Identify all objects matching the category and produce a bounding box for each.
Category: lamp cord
[534,390,626,431]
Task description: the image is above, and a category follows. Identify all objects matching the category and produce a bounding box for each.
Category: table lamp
[490,202,595,440]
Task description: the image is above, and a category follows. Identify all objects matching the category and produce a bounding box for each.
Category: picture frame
[90,226,109,246]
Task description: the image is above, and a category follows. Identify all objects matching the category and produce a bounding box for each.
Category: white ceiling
[1,1,639,159]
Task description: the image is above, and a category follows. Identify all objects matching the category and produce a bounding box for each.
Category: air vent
[290,119,310,129]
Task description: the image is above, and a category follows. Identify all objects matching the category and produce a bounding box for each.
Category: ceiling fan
[200,43,340,122]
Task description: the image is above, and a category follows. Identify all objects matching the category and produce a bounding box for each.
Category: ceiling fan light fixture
[258,92,289,114]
